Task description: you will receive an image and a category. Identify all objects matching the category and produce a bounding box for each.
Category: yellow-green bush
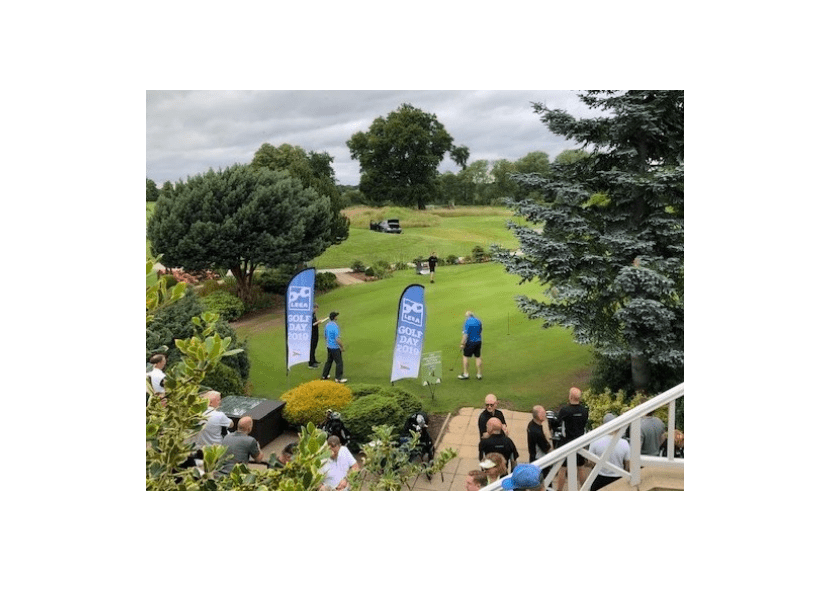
[582,388,669,431]
[282,380,354,427]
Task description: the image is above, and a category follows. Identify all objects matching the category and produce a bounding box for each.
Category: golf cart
[369,218,402,234]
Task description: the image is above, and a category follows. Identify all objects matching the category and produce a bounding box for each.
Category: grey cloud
[147,90,598,186]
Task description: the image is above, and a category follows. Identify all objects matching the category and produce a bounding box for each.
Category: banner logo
[401,297,424,327]
[288,286,312,309]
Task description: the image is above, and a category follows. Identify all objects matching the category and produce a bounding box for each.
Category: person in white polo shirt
[196,390,233,448]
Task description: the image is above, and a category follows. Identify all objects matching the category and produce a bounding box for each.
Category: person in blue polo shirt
[321,311,348,383]
[458,310,483,380]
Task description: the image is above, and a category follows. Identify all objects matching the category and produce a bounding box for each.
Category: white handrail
[482,382,684,491]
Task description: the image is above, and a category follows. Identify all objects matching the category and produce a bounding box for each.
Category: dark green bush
[255,267,295,295]
[343,384,423,449]
[315,271,339,292]
[446,254,459,265]
[201,361,245,397]
[351,260,366,273]
[471,245,487,262]
[200,291,245,321]
[146,288,250,382]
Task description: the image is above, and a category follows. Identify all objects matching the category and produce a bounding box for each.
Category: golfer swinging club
[458,310,483,380]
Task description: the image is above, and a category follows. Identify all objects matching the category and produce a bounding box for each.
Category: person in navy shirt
[458,310,483,380]
[321,311,347,383]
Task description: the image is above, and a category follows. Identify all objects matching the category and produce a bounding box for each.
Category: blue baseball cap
[501,463,542,490]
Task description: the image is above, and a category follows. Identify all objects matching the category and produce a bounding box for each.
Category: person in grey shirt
[219,416,263,475]
[640,414,666,455]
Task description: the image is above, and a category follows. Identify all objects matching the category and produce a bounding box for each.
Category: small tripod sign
[420,351,442,400]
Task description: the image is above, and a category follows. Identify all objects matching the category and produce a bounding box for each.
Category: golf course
[234,261,593,414]
[149,203,595,414]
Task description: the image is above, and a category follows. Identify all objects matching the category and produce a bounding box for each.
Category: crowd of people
[149,299,683,490]
[464,387,684,491]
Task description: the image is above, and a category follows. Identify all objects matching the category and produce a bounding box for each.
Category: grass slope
[234,262,592,415]
[312,206,524,269]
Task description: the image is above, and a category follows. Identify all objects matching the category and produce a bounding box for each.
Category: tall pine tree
[494,91,684,392]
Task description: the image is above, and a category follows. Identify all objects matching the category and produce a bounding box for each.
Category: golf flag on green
[391,284,426,382]
[285,267,315,373]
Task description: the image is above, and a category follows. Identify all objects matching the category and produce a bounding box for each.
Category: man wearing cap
[478,393,507,438]
[587,413,631,491]
[321,311,347,383]
[502,464,544,491]
[309,303,329,369]
[478,417,518,471]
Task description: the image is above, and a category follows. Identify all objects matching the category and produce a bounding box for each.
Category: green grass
[312,205,524,268]
[233,262,592,415]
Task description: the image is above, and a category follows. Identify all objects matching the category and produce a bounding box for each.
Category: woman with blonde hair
[480,452,508,484]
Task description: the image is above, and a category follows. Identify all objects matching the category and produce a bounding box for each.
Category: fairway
[234,262,592,414]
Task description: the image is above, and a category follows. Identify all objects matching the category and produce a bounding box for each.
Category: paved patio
[257,406,538,491]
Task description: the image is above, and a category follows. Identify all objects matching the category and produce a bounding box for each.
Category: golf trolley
[318,409,351,447]
[400,411,435,472]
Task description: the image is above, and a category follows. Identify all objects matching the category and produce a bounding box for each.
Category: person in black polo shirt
[309,303,329,368]
[479,417,518,472]
[555,387,589,490]
[478,393,507,438]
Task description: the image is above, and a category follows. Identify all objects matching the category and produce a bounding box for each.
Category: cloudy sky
[146,90,604,187]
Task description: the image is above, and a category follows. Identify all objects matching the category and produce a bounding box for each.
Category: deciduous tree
[347,103,466,210]
[251,143,349,243]
[494,90,684,392]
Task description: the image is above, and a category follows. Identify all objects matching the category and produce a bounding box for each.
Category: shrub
[201,362,245,397]
[255,267,295,295]
[446,254,459,265]
[343,384,423,449]
[282,379,354,427]
[582,388,670,432]
[365,260,393,279]
[315,271,339,292]
[162,274,179,289]
[200,291,245,321]
[244,286,280,312]
[351,260,366,273]
[146,288,250,382]
[471,245,487,262]
[393,261,409,271]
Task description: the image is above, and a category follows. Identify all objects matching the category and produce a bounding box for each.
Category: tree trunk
[630,352,651,393]
[229,264,252,304]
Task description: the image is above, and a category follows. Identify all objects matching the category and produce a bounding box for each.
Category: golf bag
[319,409,351,447]
[400,411,435,464]
[545,410,566,450]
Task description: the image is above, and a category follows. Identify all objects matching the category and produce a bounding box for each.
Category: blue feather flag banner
[285,267,315,373]
[390,284,426,383]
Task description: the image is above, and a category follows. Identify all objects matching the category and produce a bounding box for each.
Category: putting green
[234,262,592,414]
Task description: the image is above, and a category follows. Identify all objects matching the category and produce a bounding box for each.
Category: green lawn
[312,206,524,269]
[233,263,592,415]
